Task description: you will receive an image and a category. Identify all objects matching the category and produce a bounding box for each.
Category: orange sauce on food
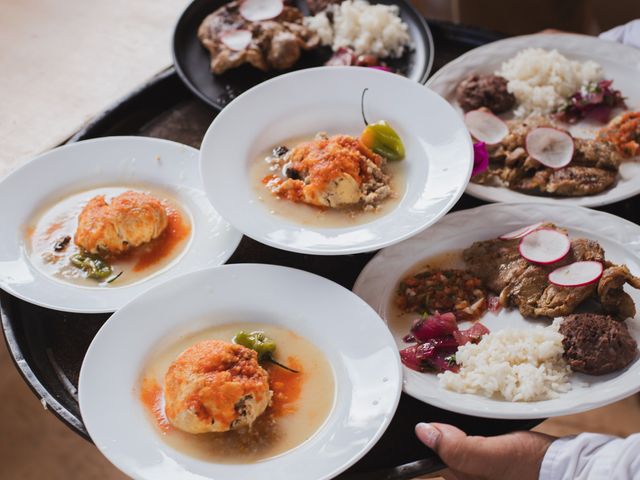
[44,222,63,238]
[140,356,305,432]
[127,206,191,272]
[140,377,172,434]
[25,226,35,241]
[262,135,383,206]
[266,356,304,417]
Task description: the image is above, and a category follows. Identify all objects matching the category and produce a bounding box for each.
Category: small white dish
[354,203,640,419]
[0,137,242,313]
[427,33,640,207]
[79,264,402,480]
[200,66,473,255]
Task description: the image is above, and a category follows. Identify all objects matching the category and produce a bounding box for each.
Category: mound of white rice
[304,0,410,58]
[497,48,603,117]
[439,322,571,402]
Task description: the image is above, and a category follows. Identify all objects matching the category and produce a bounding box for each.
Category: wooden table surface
[0,0,190,179]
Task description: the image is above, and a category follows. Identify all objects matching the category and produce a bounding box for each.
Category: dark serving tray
[4,19,639,479]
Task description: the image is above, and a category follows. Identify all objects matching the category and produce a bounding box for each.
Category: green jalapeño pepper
[233,330,299,373]
[360,120,405,161]
[70,253,113,280]
[233,331,276,361]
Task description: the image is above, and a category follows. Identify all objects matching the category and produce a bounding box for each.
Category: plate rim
[0,136,243,314]
[79,263,403,480]
[353,202,640,419]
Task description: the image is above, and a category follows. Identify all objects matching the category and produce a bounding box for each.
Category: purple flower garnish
[472,141,489,176]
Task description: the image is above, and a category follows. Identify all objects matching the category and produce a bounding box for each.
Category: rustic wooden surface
[0,0,190,179]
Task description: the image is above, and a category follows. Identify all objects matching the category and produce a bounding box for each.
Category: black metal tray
[6,20,636,479]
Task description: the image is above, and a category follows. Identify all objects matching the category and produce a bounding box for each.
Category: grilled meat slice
[545,166,617,196]
[198,2,319,75]
[598,265,640,319]
[572,138,622,170]
[463,226,640,319]
[475,118,621,197]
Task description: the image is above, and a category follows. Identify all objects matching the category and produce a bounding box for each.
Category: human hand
[415,423,555,480]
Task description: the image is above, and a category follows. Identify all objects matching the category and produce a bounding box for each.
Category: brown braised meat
[463,224,640,319]
[473,117,623,197]
[456,74,516,113]
[306,0,341,14]
[559,314,637,375]
[198,2,319,74]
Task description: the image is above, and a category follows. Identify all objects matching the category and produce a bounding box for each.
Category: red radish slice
[239,0,283,21]
[220,29,252,51]
[518,228,570,264]
[549,261,603,287]
[464,109,509,144]
[499,222,545,240]
[525,127,574,169]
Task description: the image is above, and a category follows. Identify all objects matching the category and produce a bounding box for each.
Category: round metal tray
[6,20,634,479]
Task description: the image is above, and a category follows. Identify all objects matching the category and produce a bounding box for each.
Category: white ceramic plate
[0,137,242,313]
[79,264,402,480]
[200,66,473,255]
[427,33,640,207]
[353,203,640,419]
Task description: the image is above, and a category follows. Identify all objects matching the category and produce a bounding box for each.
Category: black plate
[173,0,433,109]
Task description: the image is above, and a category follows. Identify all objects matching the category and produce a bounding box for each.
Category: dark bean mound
[560,313,637,375]
[456,73,516,113]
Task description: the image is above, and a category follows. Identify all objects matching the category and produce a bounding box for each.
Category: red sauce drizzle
[125,206,191,272]
[266,356,304,418]
[139,377,172,434]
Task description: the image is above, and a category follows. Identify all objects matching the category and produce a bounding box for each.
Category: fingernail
[415,423,441,449]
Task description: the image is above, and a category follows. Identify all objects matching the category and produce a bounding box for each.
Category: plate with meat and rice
[426,33,640,207]
[199,66,473,255]
[79,264,402,480]
[354,202,640,419]
[173,0,433,109]
[0,137,242,313]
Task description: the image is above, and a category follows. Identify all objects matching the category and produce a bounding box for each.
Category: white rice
[304,0,410,58]
[497,48,603,117]
[439,321,571,402]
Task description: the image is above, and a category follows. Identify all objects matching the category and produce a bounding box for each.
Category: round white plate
[353,203,640,419]
[200,66,473,255]
[79,264,402,480]
[427,33,640,207]
[0,137,242,313]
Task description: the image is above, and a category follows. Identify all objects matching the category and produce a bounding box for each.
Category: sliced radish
[499,222,545,240]
[518,228,570,264]
[239,0,283,22]
[464,109,509,144]
[525,127,574,169]
[220,29,252,51]
[549,261,603,287]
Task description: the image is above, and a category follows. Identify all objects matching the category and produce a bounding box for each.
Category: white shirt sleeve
[539,433,640,480]
[599,19,640,49]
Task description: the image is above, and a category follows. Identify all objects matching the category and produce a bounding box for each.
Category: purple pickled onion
[326,47,355,66]
[453,322,490,346]
[410,312,457,342]
[556,79,626,124]
[472,141,489,176]
[400,336,459,373]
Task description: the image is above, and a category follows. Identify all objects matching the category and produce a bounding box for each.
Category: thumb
[415,423,490,474]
